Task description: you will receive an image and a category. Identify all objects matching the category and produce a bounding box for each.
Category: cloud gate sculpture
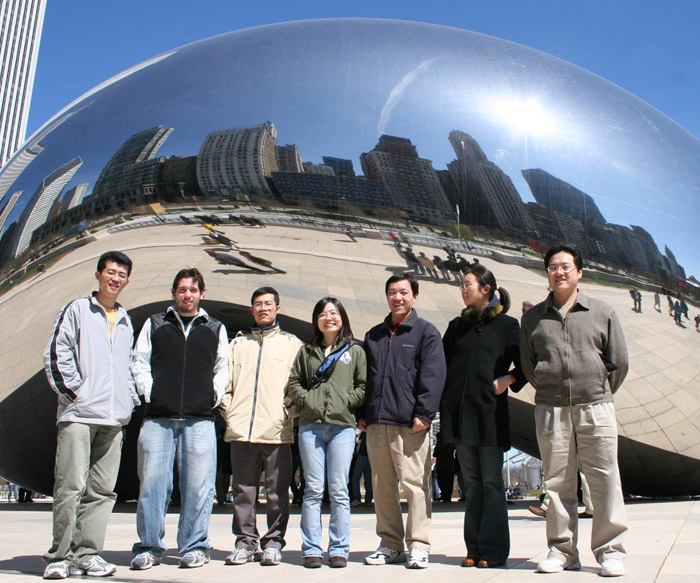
[1,18,699,499]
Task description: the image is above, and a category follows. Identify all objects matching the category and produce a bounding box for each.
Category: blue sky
[30,0,700,140]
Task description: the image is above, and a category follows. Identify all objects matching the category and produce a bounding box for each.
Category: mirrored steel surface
[0,19,699,497]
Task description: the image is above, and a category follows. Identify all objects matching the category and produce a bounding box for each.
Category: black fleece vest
[146,310,221,419]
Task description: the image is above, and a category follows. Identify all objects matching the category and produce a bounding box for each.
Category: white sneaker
[225,548,255,565]
[600,558,625,577]
[364,546,405,565]
[75,556,117,577]
[406,547,429,569]
[536,555,581,573]
[179,550,210,568]
[43,561,80,580]
[260,547,282,566]
[130,551,160,570]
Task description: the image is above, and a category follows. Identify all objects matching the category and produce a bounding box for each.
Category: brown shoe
[304,556,323,569]
[528,505,546,517]
[477,560,506,568]
[461,557,479,567]
[330,556,348,568]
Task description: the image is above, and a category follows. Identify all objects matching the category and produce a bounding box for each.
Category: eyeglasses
[460,283,481,290]
[253,301,275,309]
[102,269,128,281]
[317,311,340,320]
[546,264,577,275]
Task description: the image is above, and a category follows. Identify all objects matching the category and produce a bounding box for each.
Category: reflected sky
[2,18,700,274]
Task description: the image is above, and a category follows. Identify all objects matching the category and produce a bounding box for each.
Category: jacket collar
[460,304,503,323]
[542,289,590,313]
[250,321,280,338]
[383,308,418,331]
[89,292,126,318]
[166,305,209,329]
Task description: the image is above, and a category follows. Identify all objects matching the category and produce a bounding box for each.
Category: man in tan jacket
[220,287,303,567]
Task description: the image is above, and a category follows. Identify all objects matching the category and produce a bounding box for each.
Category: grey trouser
[535,402,627,564]
[44,421,124,563]
[230,441,292,550]
[366,424,432,552]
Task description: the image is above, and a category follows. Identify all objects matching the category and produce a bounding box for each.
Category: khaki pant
[535,402,627,563]
[44,422,124,563]
[366,424,432,551]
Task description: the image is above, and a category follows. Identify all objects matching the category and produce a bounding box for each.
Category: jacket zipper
[247,333,263,440]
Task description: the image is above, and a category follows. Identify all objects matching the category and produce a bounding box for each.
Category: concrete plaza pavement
[0,498,698,583]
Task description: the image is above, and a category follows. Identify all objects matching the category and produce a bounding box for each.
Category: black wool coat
[440,305,526,450]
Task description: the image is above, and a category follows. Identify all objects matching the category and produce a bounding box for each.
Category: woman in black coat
[440,264,525,569]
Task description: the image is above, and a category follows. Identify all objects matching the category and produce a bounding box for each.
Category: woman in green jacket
[289,297,366,568]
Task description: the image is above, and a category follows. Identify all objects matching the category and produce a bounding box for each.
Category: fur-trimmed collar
[460,304,503,323]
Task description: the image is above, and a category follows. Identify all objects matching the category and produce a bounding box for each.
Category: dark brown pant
[230,441,292,550]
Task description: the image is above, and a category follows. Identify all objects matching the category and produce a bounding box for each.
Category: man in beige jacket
[220,287,303,567]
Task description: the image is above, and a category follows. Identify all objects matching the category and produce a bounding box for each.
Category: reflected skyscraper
[446,131,536,237]
[0,190,22,234]
[92,126,173,198]
[197,122,279,198]
[361,135,451,223]
[276,144,304,173]
[14,156,83,256]
[322,156,356,177]
[64,182,89,211]
[522,168,606,224]
[0,0,46,166]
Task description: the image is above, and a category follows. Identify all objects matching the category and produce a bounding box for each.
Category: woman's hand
[493,374,514,395]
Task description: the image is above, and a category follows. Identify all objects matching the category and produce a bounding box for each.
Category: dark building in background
[276,144,304,173]
[161,156,200,199]
[360,134,451,224]
[270,171,391,212]
[445,130,536,237]
[92,126,172,198]
[322,156,356,177]
[522,168,606,224]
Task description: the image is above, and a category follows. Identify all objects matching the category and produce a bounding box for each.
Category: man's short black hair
[385,274,419,296]
[544,245,583,271]
[171,268,205,293]
[97,251,133,276]
[251,286,280,306]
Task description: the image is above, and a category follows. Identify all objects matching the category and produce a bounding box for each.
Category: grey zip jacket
[520,291,628,406]
[43,293,139,426]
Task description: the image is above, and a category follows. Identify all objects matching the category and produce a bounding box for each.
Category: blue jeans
[133,418,216,556]
[350,454,373,503]
[455,444,509,563]
[298,424,355,558]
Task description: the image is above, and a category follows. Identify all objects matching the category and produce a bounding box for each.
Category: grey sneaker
[261,547,282,566]
[179,550,210,568]
[43,561,81,579]
[365,546,405,565]
[225,548,256,565]
[75,556,117,577]
[130,552,160,570]
[406,547,429,569]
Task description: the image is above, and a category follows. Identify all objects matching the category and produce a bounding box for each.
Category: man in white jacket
[220,286,302,567]
[42,251,139,579]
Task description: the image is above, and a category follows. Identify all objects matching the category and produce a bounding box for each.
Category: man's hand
[493,374,514,395]
[357,419,367,431]
[412,417,429,432]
